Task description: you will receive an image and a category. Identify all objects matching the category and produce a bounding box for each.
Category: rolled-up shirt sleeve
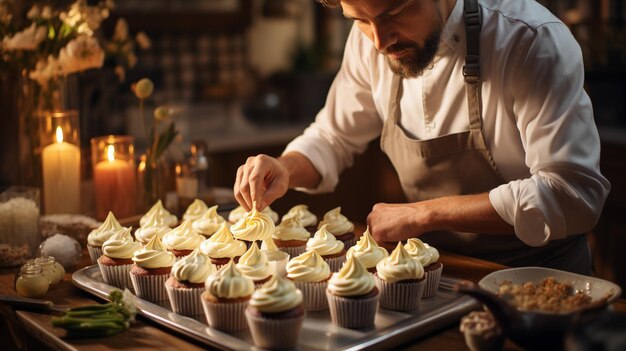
[284,25,383,193]
[489,22,610,246]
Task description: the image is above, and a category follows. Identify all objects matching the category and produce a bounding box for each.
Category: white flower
[58,35,105,75]
[135,32,151,49]
[27,6,41,20]
[82,5,107,33]
[29,55,63,85]
[2,23,47,51]
[60,3,81,27]
[113,18,129,42]
[41,6,53,20]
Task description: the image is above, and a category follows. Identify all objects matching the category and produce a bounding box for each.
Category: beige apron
[379,0,591,274]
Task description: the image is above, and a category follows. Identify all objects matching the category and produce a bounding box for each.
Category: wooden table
[1,250,623,351]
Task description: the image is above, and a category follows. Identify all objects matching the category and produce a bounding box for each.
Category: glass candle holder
[91,135,137,221]
[0,186,40,267]
[38,110,80,214]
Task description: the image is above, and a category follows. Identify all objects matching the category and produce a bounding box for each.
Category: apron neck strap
[463,0,483,130]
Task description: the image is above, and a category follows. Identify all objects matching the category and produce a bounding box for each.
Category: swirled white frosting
[102,227,141,259]
[171,248,215,283]
[228,205,279,224]
[162,219,205,251]
[192,205,227,236]
[249,276,303,313]
[88,211,124,247]
[134,210,172,244]
[182,199,209,221]
[273,215,310,241]
[139,200,178,228]
[286,250,331,283]
[317,207,354,235]
[306,224,345,256]
[132,234,176,269]
[346,226,388,269]
[230,207,275,242]
[404,238,440,266]
[205,260,254,299]
[199,222,246,258]
[236,244,272,281]
[282,204,317,228]
[328,253,376,297]
[376,242,424,283]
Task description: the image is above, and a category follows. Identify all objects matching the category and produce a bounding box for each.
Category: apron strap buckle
[463,55,480,83]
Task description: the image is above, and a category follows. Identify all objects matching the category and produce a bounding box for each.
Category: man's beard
[384,19,444,78]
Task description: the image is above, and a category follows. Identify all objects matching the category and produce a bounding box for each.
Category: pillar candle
[42,126,80,214]
[93,145,136,220]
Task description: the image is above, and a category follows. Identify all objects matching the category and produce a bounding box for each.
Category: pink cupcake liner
[201,297,249,331]
[97,261,133,291]
[165,283,204,316]
[423,263,443,298]
[375,275,425,311]
[129,271,169,302]
[326,290,379,329]
[87,245,102,265]
[245,308,304,350]
[293,280,328,311]
[277,244,307,258]
[324,254,346,272]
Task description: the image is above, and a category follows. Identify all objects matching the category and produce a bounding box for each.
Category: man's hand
[367,202,433,250]
[234,154,289,211]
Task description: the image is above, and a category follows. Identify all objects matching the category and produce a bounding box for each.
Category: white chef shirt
[284,0,610,247]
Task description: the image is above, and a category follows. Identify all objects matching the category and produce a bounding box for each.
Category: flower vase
[139,154,175,212]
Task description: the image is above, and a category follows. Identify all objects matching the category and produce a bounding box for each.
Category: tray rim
[72,265,480,351]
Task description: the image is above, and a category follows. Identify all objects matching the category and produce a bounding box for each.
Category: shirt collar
[437,0,464,56]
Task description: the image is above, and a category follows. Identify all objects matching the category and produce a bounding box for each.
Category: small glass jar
[15,262,49,298]
[34,256,62,286]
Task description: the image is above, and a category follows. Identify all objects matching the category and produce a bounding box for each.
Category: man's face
[341,0,445,78]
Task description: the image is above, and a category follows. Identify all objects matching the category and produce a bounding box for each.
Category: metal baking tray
[72,265,479,350]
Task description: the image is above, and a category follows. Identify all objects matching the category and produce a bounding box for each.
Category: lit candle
[93,144,136,220]
[42,126,81,214]
[175,164,198,199]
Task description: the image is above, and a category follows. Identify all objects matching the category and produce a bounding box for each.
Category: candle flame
[175,164,182,175]
[55,126,64,143]
[107,145,115,161]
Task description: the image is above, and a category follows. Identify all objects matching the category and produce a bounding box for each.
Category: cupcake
[236,244,273,287]
[201,260,254,331]
[375,242,425,311]
[404,238,443,298]
[326,253,379,329]
[134,210,172,245]
[129,234,176,302]
[346,226,388,273]
[459,310,504,351]
[246,276,305,350]
[286,250,331,311]
[318,207,357,248]
[165,248,215,316]
[229,205,279,225]
[192,205,227,237]
[162,219,205,259]
[87,211,125,264]
[282,204,318,234]
[182,199,209,221]
[261,239,290,278]
[199,222,246,269]
[272,215,309,257]
[97,227,141,290]
[230,206,275,247]
[306,224,346,272]
[139,200,178,228]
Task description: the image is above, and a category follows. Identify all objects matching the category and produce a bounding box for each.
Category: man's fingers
[248,166,265,210]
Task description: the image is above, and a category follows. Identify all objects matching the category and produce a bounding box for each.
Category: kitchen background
[1,0,625,292]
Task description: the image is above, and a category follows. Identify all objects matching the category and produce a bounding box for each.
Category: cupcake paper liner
[375,275,425,311]
[165,283,204,316]
[87,245,102,265]
[423,263,443,298]
[97,261,133,291]
[294,280,328,311]
[245,308,304,350]
[201,297,249,331]
[341,237,358,250]
[324,254,346,272]
[326,290,379,329]
[277,244,307,259]
[129,271,169,302]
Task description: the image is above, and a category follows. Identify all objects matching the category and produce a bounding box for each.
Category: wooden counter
[1,250,623,351]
